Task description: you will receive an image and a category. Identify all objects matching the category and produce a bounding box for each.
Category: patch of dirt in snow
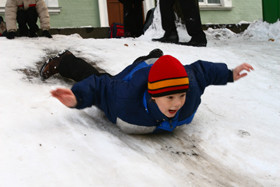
[15,51,106,83]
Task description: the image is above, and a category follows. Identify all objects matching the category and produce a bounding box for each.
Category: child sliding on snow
[40,49,253,134]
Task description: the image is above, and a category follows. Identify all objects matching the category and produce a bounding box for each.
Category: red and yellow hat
[148,55,189,97]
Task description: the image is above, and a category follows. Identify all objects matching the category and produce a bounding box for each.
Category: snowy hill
[0,20,279,186]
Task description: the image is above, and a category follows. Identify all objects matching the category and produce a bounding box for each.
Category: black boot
[133,49,164,63]
[179,35,207,47]
[40,50,72,80]
[152,31,178,44]
[42,30,52,38]
[144,49,163,59]
[29,30,38,37]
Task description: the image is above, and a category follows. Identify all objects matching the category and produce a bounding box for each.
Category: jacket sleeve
[190,60,233,88]
[71,74,118,123]
[36,0,50,30]
[71,75,100,109]
[5,0,18,32]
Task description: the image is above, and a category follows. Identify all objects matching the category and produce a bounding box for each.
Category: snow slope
[0,20,279,186]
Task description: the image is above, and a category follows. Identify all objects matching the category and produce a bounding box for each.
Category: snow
[0,19,280,186]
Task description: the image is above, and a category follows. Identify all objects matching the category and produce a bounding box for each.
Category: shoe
[40,50,72,79]
[179,37,207,47]
[19,29,29,37]
[134,49,164,63]
[6,31,16,39]
[29,31,38,37]
[146,48,164,59]
[42,30,52,38]
[152,32,179,44]
[18,26,29,37]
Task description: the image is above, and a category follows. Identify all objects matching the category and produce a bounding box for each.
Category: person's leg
[58,53,102,82]
[16,8,29,36]
[40,51,107,82]
[160,0,176,35]
[122,1,133,37]
[143,8,155,32]
[178,0,207,46]
[26,6,39,37]
[152,0,178,43]
[132,0,144,37]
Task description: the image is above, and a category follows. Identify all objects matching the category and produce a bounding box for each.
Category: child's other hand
[51,88,77,107]
[233,63,254,81]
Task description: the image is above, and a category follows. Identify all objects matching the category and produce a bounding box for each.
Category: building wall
[50,0,100,28]
[1,0,263,28]
[49,0,263,27]
[200,0,262,24]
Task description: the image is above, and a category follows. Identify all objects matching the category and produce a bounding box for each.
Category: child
[40,49,253,134]
[5,0,52,39]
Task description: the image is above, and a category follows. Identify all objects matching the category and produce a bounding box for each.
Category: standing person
[40,49,253,134]
[119,0,144,37]
[153,0,207,47]
[5,0,52,39]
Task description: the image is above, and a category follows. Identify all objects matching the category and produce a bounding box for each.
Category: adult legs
[122,0,144,37]
[159,0,176,36]
[178,0,207,46]
[122,1,133,37]
[152,0,178,43]
[26,7,39,37]
[16,8,29,36]
[133,1,144,37]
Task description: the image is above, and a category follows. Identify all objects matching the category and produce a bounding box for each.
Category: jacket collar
[143,91,171,123]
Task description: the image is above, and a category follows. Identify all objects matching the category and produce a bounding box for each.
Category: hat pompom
[148,55,189,97]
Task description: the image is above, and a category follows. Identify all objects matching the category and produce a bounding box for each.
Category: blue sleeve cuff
[228,70,234,82]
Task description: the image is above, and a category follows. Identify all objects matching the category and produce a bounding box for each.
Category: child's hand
[233,63,254,81]
[51,88,77,108]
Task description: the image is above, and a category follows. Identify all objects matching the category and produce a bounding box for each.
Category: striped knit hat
[148,55,189,97]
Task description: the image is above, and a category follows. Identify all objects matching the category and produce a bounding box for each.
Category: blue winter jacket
[71,59,233,134]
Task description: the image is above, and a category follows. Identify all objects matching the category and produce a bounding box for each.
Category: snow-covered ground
[0,19,279,187]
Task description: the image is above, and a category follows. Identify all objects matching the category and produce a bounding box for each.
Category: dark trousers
[159,0,205,39]
[58,53,111,82]
[57,51,148,82]
[17,7,39,36]
[119,0,144,37]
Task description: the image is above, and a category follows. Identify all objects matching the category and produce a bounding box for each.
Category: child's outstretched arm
[51,88,77,108]
[233,63,254,81]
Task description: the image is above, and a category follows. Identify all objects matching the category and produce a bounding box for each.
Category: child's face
[152,92,186,118]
